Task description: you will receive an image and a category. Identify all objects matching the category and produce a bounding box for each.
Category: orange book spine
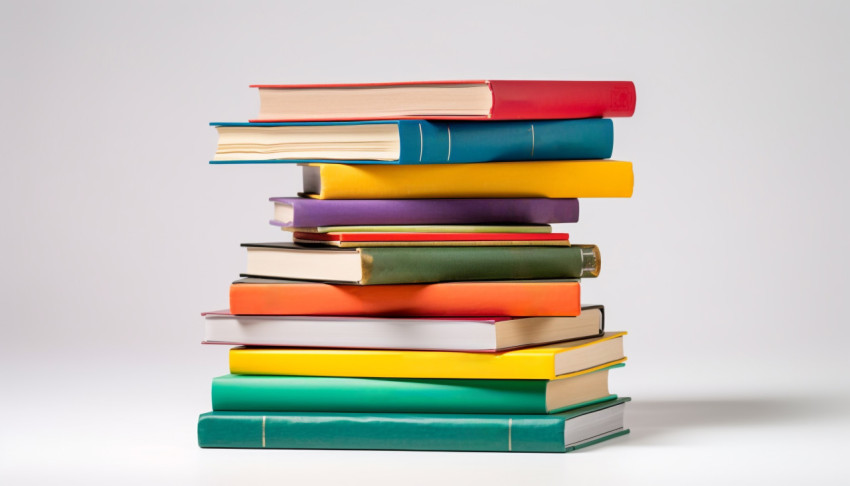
[230,281,580,317]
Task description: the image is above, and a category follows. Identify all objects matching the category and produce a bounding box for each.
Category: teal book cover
[210,118,613,164]
[211,364,623,414]
[198,397,630,453]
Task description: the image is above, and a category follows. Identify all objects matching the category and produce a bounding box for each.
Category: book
[211,364,622,413]
[241,243,601,284]
[229,278,584,317]
[229,332,626,379]
[204,306,603,351]
[197,398,631,452]
[211,119,613,164]
[269,197,580,228]
[301,160,634,199]
[250,80,636,121]
[292,231,570,247]
[285,224,552,234]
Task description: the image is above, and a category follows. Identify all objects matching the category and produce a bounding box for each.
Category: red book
[251,80,636,121]
[230,279,582,317]
[293,231,570,247]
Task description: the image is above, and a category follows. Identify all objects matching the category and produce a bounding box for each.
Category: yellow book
[229,332,627,380]
[300,160,634,199]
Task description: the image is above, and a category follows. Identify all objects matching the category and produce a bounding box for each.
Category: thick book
[292,231,570,247]
[211,119,612,164]
[211,364,622,413]
[229,332,626,379]
[198,398,631,452]
[229,278,584,317]
[269,197,580,228]
[241,242,601,284]
[204,306,603,351]
[250,80,636,121]
[301,161,634,199]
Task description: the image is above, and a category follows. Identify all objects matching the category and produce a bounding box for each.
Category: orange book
[229,278,580,317]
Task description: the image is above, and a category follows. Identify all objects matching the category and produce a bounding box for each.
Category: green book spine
[211,374,618,414]
[360,245,600,284]
[197,398,630,452]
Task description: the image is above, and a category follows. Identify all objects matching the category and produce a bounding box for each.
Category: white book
[202,308,604,352]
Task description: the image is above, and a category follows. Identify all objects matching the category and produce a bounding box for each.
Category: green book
[212,364,622,414]
[241,242,601,284]
[198,398,630,453]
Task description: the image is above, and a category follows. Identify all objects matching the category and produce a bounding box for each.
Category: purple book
[270,198,579,228]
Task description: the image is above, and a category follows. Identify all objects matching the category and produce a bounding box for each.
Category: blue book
[210,119,613,165]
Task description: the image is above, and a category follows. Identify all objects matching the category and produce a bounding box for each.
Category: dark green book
[212,364,622,414]
[241,242,601,284]
[197,397,630,453]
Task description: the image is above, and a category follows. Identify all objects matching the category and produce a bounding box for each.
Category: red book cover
[294,232,570,243]
[250,80,635,121]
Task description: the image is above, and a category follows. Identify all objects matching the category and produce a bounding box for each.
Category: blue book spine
[398,119,613,164]
[210,119,613,165]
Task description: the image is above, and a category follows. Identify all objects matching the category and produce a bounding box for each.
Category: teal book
[210,119,613,164]
[211,364,622,414]
[197,398,630,453]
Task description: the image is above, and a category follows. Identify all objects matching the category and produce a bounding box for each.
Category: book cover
[293,231,570,247]
[301,160,634,199]
[211,119,613,164]
[287,224,552,234]
[251,80,636,121]
[204,306,603,351]
[269,197,580,227]
[241,243,601,284]
[212,364,622,414]
[198,398,631,452]
[228,332,627,379]
[229,279,584,317]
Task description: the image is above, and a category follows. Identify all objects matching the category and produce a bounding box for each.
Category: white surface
[2,1,849,484]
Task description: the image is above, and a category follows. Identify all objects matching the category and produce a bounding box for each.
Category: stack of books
[198,80,636,453]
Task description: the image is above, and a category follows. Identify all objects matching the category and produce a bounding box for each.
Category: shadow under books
[611,396,844,448]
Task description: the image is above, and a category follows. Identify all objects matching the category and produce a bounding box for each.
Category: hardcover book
[269,197,580,228]
[240,242,601,284]
[229,278,585,317]
[251,80,636,121]
[211,364,622,413]
[228,332,626,379]
[211,119,612,164]
[198,398,631,452]
[292,231,570,247]
[300,160,634,199]
[204,306,603,351]
[285,224,552,234]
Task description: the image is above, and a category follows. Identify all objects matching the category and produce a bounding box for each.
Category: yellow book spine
[308,160,634,199]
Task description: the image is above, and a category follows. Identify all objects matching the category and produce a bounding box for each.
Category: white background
[2,1,849,484]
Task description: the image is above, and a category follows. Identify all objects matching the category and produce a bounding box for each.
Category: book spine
[397,119,613,164]
[229,280,581,316]
[310,160,634,199]
[211,375,548,413]
[360,245,600,285]
[198,411,566,452]
[227,335,627,379]
[488,80,636,119]
[277,198,579,227]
